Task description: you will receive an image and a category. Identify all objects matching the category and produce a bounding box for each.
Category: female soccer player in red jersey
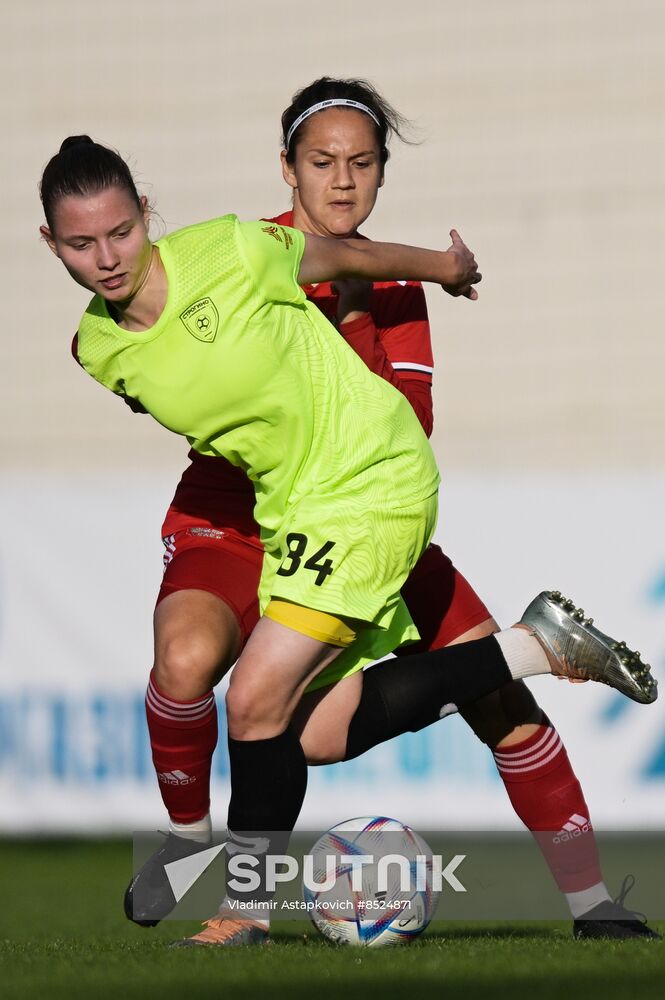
[140,80,657,942]
[45,80,660,943]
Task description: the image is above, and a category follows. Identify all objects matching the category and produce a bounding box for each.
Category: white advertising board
[1,471,663,831]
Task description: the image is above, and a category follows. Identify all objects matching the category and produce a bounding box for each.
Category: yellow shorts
[264,598,357,647]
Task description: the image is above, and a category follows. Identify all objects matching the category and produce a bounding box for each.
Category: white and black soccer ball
[303,816,439,947]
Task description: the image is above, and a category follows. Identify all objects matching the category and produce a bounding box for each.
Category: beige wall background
[3,0,664,475]
[2,1,664,832]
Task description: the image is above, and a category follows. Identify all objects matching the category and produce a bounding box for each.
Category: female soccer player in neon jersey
[39,98,656,944]
[134,79,657,943]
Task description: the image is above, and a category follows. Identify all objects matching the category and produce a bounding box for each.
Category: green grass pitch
[1,839,663,1000]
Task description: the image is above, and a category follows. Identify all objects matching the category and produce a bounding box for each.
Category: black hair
[40,135,142,230]
[281,77,413,165]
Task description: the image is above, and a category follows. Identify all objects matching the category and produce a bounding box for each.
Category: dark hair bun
[41,134,142,230]
[59,135,95,154]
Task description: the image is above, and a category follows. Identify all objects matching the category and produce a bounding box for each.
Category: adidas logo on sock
[553,813,591,844]
[157,770,196,786]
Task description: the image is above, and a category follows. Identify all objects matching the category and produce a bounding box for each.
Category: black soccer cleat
[124,832,212,927]
[573,876,662,940]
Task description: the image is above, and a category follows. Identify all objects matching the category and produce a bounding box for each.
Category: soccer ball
[303,816,439,947]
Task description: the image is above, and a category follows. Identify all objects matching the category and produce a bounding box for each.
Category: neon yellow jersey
[77,216,440,637]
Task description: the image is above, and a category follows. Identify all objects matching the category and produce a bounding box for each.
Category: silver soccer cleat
[520,591,658,705]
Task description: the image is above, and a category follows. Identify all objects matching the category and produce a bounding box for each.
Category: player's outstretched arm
[299,228,481,300]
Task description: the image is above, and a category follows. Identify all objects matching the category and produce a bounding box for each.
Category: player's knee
[154,631,229,699]
[301,731,347,766]
[225,682,290,740]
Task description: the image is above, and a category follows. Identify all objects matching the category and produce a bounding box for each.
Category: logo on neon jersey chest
[180,298,219,342]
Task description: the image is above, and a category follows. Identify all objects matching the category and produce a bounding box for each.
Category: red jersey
[161,210,435,539]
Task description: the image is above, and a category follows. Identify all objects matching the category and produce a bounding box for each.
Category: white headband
[285,99,381,150]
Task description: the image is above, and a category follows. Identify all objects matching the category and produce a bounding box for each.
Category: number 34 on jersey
[276,533,336,586]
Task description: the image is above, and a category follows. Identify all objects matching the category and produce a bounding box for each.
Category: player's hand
[442,229,481,300]
[331,279,373,325]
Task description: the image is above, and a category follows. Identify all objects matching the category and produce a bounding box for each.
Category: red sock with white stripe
[145,669,217,834]
[492,714,611,918]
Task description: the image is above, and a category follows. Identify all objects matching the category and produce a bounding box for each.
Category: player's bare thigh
[153,589,242,701]
[225,616,342,741]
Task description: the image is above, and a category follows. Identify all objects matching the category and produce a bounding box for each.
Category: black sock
[227,727,307,831]
[345,634,511,760]
[226,728,307,908]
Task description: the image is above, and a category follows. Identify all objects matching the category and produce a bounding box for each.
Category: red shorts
[157,528,492,656]
[396,543,492,654]
[157,528,263,649]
